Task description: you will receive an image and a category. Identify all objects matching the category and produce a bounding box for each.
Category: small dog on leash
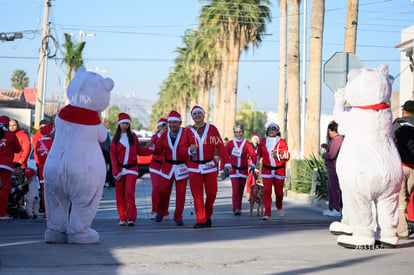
[249,184,264,217]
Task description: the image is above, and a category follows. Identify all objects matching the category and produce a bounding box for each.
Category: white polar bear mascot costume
[44,67,114,244]
[331,65,403,249]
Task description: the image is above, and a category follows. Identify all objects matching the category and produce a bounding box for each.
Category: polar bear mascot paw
[43,66,114,244]
[332,65,403,249]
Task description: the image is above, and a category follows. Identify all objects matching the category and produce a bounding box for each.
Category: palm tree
[304,0,325,158]
[277,0,288,138]
[344,0,359,53]
[62,33,86,86]
[287,0,301,158]
[199,0,271,139]
[10,69,29,91]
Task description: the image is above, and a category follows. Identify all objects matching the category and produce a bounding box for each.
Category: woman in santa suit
[181,105,232,228]
[110,113,152,226]
[0,116,21,219]
[256,122,289,220]
[35,124,55,218]
[153,111,189,226]
[148,118,168,220]
[222,124,257,215]
[245,134,260,199]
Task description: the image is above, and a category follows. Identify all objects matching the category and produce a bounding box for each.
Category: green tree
[107,105,121,136]
[236,101,266,139]
[62,33,86,87]
[199,0,271,139]
[10,69,29,91]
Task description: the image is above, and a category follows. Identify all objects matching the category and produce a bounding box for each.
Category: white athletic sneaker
[262,216,271,221]
[150,213,158,220]
[0,215,13,220]
[278,209,285,217]
[323,209,341,217]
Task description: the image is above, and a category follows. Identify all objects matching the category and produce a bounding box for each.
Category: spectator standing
[9,119,31,170]
[223,124,257,215]
[391,100,414,239]
[321,121,344,217]
[148,118,168,220]
[256,122,289,220]
[35,124,55,218]
[153,111,189,226]
[0,116,21,219]
[110,113,152,226]
[181,105,232,228]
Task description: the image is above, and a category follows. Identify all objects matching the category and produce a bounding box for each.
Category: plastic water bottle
[191,149,198,161]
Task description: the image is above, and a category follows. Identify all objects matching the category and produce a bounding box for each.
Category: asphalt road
[0,175,413,275]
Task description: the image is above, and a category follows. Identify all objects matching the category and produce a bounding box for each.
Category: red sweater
[0,130,21,171]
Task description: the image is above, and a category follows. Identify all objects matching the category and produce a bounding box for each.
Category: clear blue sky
[1,0,413,115]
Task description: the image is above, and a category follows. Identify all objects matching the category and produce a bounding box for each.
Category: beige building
[395,25,414,115]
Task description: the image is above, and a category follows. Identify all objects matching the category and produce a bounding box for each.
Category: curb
[284,190,328,209]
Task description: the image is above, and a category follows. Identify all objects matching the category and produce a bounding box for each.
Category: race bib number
[175,164,189,180]
[231,147,242,158]
[202,160,216,172]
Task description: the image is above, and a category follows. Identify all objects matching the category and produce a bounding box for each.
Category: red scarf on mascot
[58,105,101,125]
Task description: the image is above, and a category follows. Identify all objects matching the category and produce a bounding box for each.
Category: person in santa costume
[110,113,152,226]
[153,111,189,226]
[181,105,232,228]
[148,117,168,220]
[245,134,260,199]
[0,116,21,220]
[35,124,55,218]
[221,124,257,215]
[256,122,289,220]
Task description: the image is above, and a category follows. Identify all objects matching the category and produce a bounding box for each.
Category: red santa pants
[262,177,284,217]
[115,173,138,222]
[0,169,12,216]
[157,175,187,222]
[231,177,247,212]
[150,172,163,214]
[189,171,218,224]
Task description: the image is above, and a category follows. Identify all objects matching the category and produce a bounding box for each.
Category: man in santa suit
[35,124,55,218]
[148,118,168,220]
[153,111,189,226]
[256,122,289,220]
[181,105,232,228]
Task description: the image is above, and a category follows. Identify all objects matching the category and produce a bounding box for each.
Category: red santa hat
[0,115,10,128]
[251,134,260,142]
[118,113,131,125]
[157,118,168,127]
[25,169,37,179]
[191,105,205,116]
[168,111,182,122]
[267,122,280,131]
[40,124,55,136]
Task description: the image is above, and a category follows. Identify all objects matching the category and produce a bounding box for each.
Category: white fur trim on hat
[191,105,205,116]
[118,119,131,125]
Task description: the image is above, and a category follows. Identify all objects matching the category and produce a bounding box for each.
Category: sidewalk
[0,175,413,275]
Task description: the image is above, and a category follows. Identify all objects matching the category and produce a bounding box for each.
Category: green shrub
[289,154,328,200]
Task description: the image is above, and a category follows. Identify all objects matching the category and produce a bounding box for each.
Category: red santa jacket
[149,132,164,173]
[0,130,21,171]
[110,133,152,178]
[257,136,289,179]
[35,136,53,183]
[154,127,188,180]
[181,123,230,174]
[221,138,257,179]
[31,131,44,165]
[13,129,31,169]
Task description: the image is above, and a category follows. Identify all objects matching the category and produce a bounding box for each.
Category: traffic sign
[324,52,364,92]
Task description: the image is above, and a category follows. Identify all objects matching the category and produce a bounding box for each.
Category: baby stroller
[7,163,29,219]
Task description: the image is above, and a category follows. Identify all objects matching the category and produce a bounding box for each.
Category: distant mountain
[110,93,154,127]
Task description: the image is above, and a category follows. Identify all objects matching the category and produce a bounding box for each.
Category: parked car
[137,137,152,178]
[27,148,37,172]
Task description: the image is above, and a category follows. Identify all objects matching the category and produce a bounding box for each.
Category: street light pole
[34,0,51,128]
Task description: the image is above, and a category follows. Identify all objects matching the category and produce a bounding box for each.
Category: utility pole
[69,30,95,43]
[34,0,51,128]
[344,0,359,53]
[300,0,307,158]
